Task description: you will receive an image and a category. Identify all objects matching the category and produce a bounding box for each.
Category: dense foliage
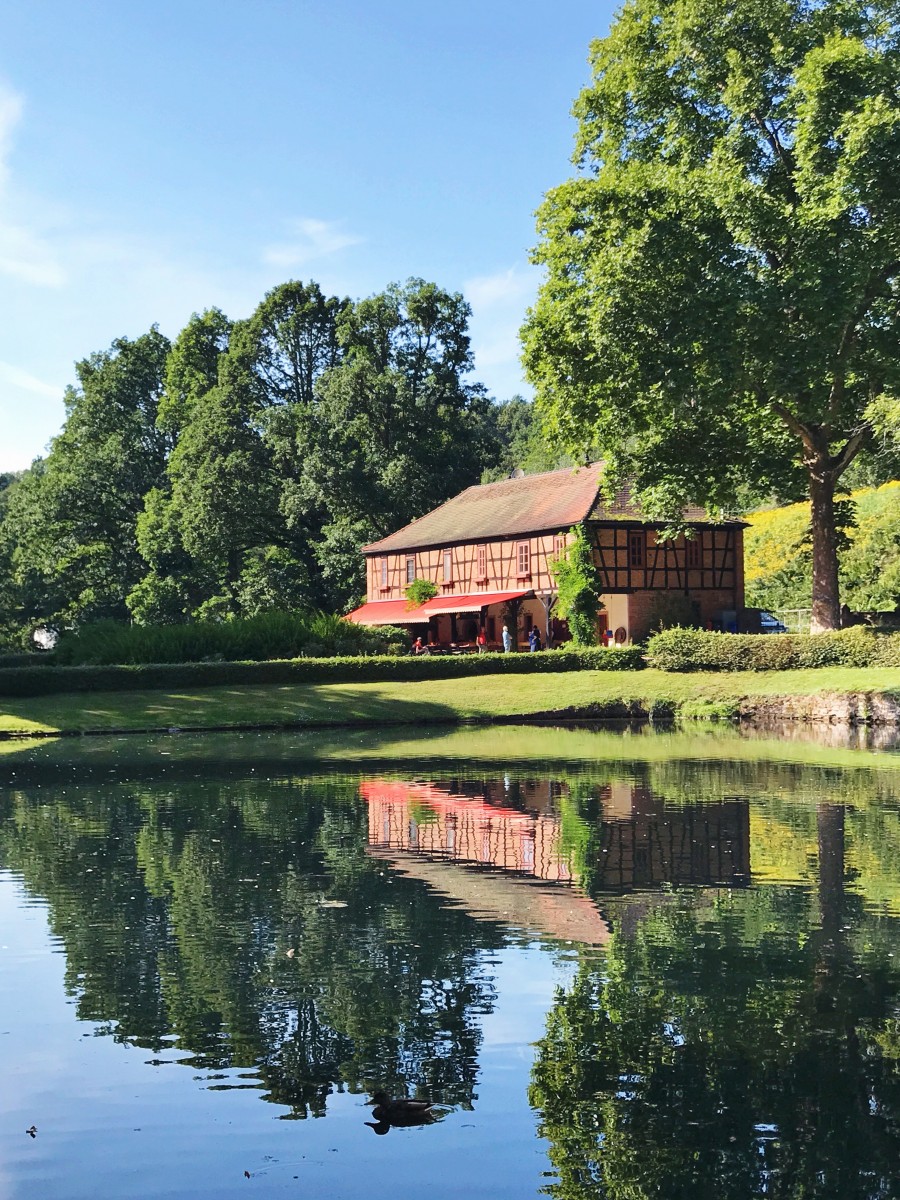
[480,395,571,482]
[523,0,900,630]
[645,624,900,671]
[746,481,900,612]
[0,278,544,647]
[549,526,603,646]
[53,611,407,666]
[404,578,438,608]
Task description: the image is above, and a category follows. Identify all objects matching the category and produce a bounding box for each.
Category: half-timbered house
[346,463,745,646]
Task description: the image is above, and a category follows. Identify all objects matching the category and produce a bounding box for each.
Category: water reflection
[0,776,499,1118]
[2,739,900,1198]
[532,807,900,1200]
[363,777,750,945]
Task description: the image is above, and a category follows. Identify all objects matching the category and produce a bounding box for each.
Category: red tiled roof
[363,464,606,554]
[588,481,712,523]
[362,464,743,555]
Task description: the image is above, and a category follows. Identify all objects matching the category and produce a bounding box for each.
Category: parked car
[759,610,788,634]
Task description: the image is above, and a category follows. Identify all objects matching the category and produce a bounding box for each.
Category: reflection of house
[367,847,611,946]
[363,780,573,881]
[594,786,750,890]
[362,778,750,897]
[361,780,610,945]
[347,464,745,644]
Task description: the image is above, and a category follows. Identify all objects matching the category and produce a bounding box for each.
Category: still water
[2,724,900,1199]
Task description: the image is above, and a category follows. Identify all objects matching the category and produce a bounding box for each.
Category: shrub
[54,611,408,666]
[645,625,891,672]
[404,578,438,608]
[0,644,645,699]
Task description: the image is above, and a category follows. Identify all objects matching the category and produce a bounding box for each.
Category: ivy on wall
[550,527,602,646]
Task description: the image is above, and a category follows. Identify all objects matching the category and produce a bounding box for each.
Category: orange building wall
[367,524,744,608]
[365,532,568,603]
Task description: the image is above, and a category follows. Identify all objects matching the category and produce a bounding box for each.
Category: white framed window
[443,549,453,583]
[406,555,416,583]
[517,541,531,577]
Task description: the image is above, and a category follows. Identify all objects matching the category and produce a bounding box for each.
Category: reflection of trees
[530,819,900,1200]
[0,778,502,1117]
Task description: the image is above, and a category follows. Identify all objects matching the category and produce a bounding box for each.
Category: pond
[2,723,900,1198]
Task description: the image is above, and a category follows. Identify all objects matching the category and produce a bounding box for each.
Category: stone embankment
[740,692,900,726]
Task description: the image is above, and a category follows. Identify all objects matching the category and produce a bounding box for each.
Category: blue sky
[0,1,616,471]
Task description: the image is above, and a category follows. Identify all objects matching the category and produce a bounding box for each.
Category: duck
[368,1091,435,1125]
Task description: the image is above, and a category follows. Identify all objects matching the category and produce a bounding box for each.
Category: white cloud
[0,81,66,288]
[0,360,62,399]
[465,265,536,310]
[262,217,361,269]
[0,222,66,287]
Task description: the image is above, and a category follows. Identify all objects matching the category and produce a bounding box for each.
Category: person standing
[528,626,542,652]
[502,624,512,653]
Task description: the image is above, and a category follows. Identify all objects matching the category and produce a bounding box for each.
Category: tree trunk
[809,467,841,633]
[816,802,845,944]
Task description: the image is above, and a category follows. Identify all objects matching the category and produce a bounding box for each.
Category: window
[628,531,645,569]
[380,556,389,588]
[517,541,531,577]
[552,533,565,557]
[476,544,487,581]
[443,549,453,583]
[406,555,416,584]
[686,535,701,570]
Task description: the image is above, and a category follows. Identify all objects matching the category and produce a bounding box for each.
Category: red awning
[419,589,532,616]
[346,590,533,626]
[344,599,428,625]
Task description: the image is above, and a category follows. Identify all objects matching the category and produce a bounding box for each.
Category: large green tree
[131,284,347,622]
[4,330,170,631]
[0,471,24,646]
[523,0,900,630]
[480,395,571,482]
[303,278,501,603]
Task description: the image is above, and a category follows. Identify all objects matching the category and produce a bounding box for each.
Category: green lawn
[1,666,899,737]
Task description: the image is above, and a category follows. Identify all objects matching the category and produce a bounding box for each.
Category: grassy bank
[1,666,899,737]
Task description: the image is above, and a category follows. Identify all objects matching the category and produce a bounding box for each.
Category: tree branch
[831,423,871,477]
[827,260,900,422]
[749,111,798,205]
[768,397,818,456]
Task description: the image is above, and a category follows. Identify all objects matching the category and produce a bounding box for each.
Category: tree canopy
[0,278,536,644]
[2,330,170,632]
[522,0,900,630]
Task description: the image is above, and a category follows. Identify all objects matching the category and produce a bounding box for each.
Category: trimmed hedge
[0,652,55,669]
[0,645,645,699]
[646,625,900,672]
